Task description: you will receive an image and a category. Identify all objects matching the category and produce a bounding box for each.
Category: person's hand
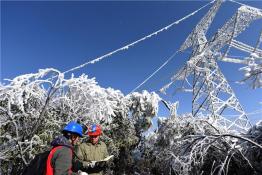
[82,161,90,168]
[78,170,88,175]
[82,161,96,168]
[89,161,96,168]
[96,161,106,168]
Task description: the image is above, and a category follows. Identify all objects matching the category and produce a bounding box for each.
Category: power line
[61,0,215,75]
[229,0,262,11]
[130,50,180,93]
[57,0,261,92]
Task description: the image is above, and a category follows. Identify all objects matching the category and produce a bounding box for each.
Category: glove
[78,170,88,175]
[82,161,96,168]
[89,161,96,168]
[96,161,106,168]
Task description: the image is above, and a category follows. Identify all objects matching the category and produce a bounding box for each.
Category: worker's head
[62,121,83,145]
[88,124,102,144]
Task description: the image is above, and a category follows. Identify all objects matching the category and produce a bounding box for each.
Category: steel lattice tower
[161,0,262,131]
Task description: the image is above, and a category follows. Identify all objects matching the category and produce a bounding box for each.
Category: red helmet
[88,124,102,136]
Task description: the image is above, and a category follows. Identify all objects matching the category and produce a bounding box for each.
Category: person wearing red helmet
[88,124,102,145]
[75,124,109,175]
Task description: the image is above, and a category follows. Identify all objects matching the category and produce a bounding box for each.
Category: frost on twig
[133,115,262,175]
[0,68,160,174]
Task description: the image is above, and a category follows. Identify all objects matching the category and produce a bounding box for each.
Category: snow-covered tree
[132,114,262,175]
[0,68,160,174]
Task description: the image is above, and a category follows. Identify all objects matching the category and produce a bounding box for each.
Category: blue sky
[1,1,262,123]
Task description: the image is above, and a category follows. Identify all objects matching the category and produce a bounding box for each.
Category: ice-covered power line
[61,0,215,75]
[229,0,262,11]
[230,40,262,55]
[130,50,179,93]
[233,40,262,53]
[130,0,223,93]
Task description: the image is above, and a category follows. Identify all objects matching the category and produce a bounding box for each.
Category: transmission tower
[161,0,262,131]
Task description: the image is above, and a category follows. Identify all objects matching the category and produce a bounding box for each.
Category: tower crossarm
[209,5,262,52]
[180,0,223,52]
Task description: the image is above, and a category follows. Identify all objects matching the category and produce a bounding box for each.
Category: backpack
[21,150,50,175]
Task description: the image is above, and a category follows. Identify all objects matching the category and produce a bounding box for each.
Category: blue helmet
[63,121,83,137]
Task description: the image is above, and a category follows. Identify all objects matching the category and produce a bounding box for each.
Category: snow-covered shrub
[1,68,261,175]
[244,121,262,174]
[134,115,262,175]
[0,68,160,174]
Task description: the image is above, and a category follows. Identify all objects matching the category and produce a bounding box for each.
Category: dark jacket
[48,135,77,175]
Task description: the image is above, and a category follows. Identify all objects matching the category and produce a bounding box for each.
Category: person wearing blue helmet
[45,121,86,175]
